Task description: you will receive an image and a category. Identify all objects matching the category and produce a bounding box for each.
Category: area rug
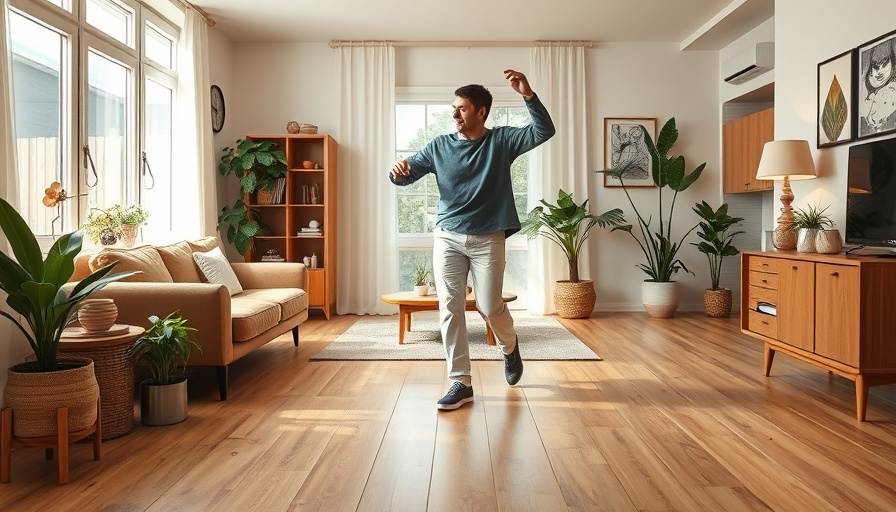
[310,312,600,361]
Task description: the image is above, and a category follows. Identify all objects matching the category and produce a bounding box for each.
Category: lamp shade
[755,140,817,180]
[847,157,872,194]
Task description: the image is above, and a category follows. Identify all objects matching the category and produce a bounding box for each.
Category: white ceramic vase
[815,229,843,254]
[414,284,430,296]
[641,281,680,319]
[796,228,819,253]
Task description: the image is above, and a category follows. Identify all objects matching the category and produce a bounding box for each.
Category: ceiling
[189,0,774,49]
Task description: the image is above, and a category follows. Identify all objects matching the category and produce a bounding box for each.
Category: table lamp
[755,140,817,250]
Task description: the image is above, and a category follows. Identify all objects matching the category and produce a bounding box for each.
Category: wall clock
[210,84,225,133]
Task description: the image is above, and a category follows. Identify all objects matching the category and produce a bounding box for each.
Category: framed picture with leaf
[603,117,656,187]
[817,49,855,148]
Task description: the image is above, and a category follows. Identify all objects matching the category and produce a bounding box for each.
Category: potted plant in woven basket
[131,312,200,426]
[0,198,137,440]
[597,117,706,318]
[521,189,624,318]
[691,201,744,318]
[218,139,288,256]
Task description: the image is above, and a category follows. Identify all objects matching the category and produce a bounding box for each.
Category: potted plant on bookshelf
[218,139,288,256]
[0,198,137,441]
[791,204,835,253]
[131,312,200,426]
[520,189,624,318]
[413,263,432,296]
[691,201,744,318]
[597,117,706,318]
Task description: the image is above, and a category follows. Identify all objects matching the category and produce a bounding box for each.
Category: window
[9,0,178,243]
[395,88,532,307]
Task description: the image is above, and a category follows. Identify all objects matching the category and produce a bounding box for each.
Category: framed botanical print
[857,28,896,139]
[603,117,657,187]
[817,49,855,147]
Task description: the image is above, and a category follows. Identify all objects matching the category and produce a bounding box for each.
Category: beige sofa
[69,237,308,400]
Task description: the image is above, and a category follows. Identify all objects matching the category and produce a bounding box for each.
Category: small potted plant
[218,139,288,256]
[520,189,624,318]
[691,201,744,318]
[82,207,120,245]
[131,312,200,426]
[791,204,834,253]
[113,204,149,248]
[413,263,432,296]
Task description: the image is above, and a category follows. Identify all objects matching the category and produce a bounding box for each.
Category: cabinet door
[747,108,774,191]
[722,121,744,194]
[777,260,815,351]
[308,269,326,307]
[815,264,860,366]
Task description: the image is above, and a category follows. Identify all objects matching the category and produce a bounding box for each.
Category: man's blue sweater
[393,94,555,238]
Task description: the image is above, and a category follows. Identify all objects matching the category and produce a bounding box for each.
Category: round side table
[59,325,144,440]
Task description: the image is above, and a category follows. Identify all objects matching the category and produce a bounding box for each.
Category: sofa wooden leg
[292,326,299,347]
[217,366,229,401]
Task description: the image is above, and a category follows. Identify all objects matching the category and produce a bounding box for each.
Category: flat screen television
[846,136,896,250]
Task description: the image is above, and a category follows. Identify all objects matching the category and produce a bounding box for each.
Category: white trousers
[433,227,517,386]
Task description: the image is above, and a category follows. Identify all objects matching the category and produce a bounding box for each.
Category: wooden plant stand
[1,399,102,485]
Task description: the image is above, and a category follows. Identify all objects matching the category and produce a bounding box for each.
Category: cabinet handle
[831,271,839,277]
[792,266,797,270]
[761,320,769,325]
[760,279,768,283]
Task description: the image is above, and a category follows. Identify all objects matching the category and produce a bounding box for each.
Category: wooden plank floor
[2,311,896,511]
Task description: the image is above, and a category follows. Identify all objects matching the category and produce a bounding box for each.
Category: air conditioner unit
[723,42,774,85]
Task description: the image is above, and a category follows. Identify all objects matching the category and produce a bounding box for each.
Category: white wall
[775,0,896,233]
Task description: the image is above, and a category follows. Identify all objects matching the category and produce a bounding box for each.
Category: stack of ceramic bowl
[299,123,318,134]
[78,298,118,331]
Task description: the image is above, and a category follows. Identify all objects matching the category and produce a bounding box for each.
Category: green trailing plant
[131,312,200,385]
[597,117,706,282]
[218,139,288,256]
[115,204,149,226]
[81,204,149,244]
[790,204,835,230]
[691,201,745,290]
[413,263,432,286]
[0,198,138,371]
[520,189,625,282]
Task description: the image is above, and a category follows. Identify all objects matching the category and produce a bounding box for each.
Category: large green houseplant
[598,117,706,318]
[521,189,624,318]
[0,197,137,438]
[217,139,288,256]
[691,201,744,318]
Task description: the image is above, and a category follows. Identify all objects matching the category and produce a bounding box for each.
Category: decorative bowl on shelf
[302,160,316,169]
[78,298,118,331]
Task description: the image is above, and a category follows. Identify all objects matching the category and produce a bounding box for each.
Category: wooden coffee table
[380,291,517,345]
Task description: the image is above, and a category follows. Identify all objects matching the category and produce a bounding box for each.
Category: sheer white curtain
[172,9,216,238]
[336,44,399,315]
[0,0,31,397]
[528,44,589,314]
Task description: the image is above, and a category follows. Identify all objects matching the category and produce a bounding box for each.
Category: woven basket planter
[256,189,274,205]
[703,288,733,318]
[553,280,595,319]
[3,358,99,438]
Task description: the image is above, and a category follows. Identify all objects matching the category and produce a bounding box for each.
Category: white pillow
[192,246,243,296]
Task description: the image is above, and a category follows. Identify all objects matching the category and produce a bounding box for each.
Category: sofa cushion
[193,247,243,296]
[89,245,173,283]
[188,236,220,254]
[155,240,203,283]
[236,288,307,321]
[230,295,280,342]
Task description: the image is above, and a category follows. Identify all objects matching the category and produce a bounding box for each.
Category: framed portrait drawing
[603,117,656,187]
[817,49,855,147]
[857,28,896,140]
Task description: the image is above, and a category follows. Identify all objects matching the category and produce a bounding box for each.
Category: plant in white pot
[691,201,744,318]
[0,198,136,442]
[413,263,432,296]
[520,189,624,318]
[791,204,835,253]
[131,312,200,426]
[597,117,706,318]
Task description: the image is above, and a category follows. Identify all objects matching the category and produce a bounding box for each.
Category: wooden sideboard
[740,250,896,421]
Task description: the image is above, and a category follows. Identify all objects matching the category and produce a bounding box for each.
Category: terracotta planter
[140,377,189,426]
[553,280,595,319]
[704,288,733,318]
[3,358,99,438]
[642,281,680,318]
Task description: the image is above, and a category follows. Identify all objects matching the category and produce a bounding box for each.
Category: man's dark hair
[455,84,493,120]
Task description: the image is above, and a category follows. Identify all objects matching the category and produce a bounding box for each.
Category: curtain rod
[328,40,593,49]
[170,0,216,27]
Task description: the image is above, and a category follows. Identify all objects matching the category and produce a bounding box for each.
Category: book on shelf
[756,302,777,316]
[300,227,322,232]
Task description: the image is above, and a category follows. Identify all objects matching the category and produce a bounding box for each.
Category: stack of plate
[299,123,318,134]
